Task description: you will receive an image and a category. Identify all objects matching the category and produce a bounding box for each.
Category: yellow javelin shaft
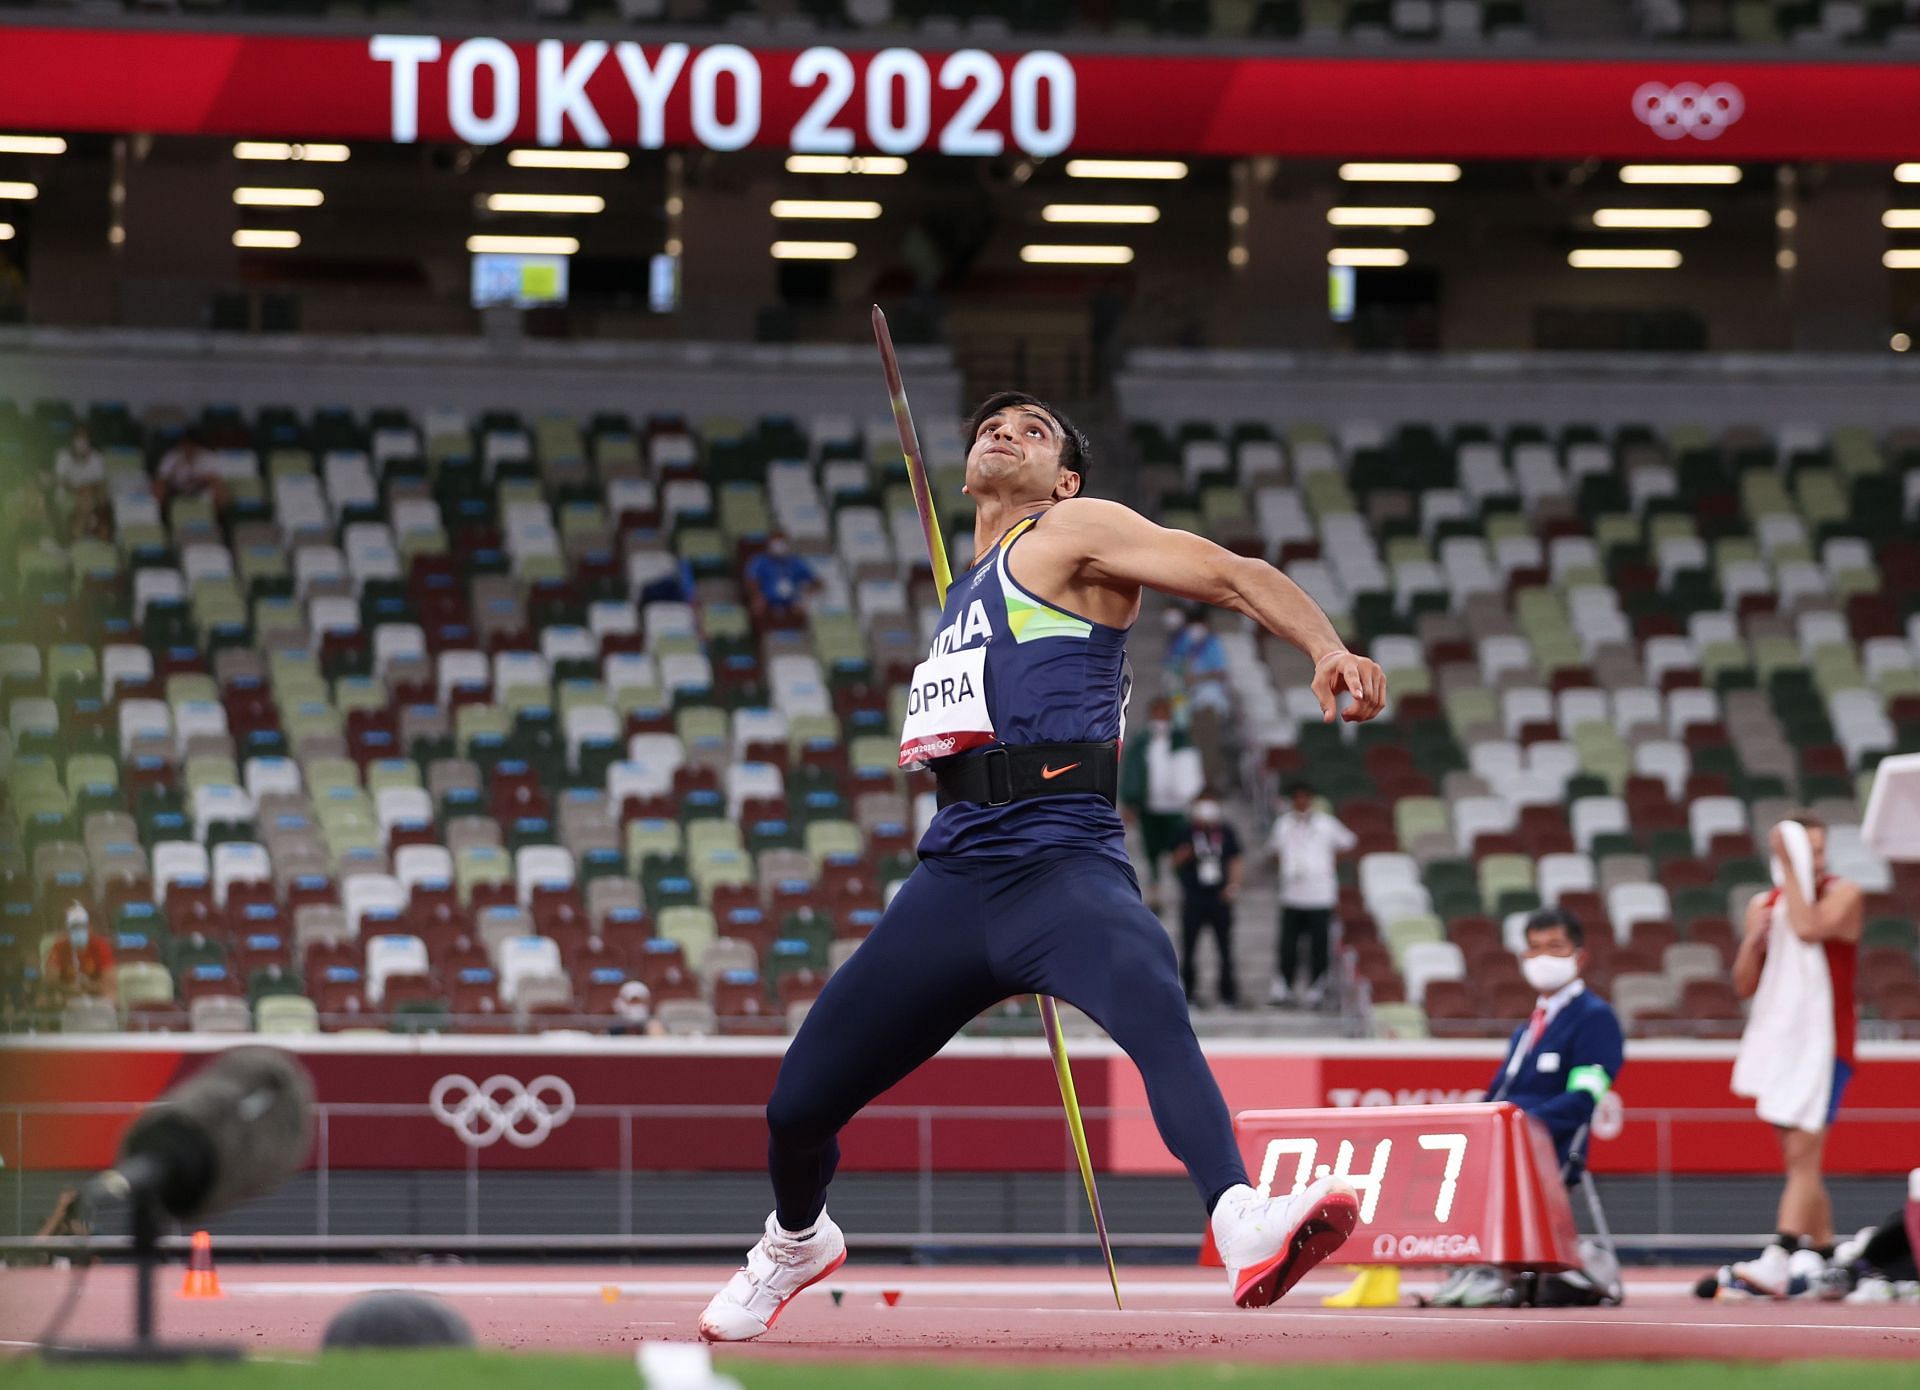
[871,305,1122,1311]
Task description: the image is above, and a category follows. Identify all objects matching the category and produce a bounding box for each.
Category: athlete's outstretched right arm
[1055,498,1387,723]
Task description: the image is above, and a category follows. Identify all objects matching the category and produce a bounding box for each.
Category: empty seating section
[47,0,1920,47]
[1,398,957,1036]
[1132,414,1920,1039]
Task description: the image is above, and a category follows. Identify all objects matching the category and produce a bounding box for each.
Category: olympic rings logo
[429,1073,576,1149]
[1633,82,1745,140]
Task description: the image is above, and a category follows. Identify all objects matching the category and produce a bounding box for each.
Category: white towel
[1732,822,1834,1133]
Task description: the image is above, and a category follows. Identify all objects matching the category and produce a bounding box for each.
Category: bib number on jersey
[898,645,994,768]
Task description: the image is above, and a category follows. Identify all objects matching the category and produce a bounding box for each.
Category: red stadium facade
[0,29,1916,161]
[5,1038,1916,1178]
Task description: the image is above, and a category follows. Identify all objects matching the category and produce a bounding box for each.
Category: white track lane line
[1000,1307,1920,1334]
[218,1277,1699,1300]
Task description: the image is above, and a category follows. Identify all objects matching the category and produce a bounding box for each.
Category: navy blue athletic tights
[765,848,1250,1231]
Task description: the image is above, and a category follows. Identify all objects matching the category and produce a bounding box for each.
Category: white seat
[1642,635,1697,685]
[1606,882,1672,943]
[1368,884,1435,924]
[607,758,673,808]
[133,568,186,623]
[438,650,491,704]
[1631,740,1690,800]
[1501,688,1554,738]
[726,762,786,820]
[211,841,271,906]
[190,995,253,1034]
[1479,635,1534,684]
[103,644,156,697]
[309,595,360,636]
[604,652,660,695]
[1666,687,1720,737]
[1536,852,1596,904]
[541,625,598,667]
[1450,796,1515,854]
[564,705,622,772]
[1556,688,1610,738]
[1612,971,1681,1029]
[588,601,641,640]
[152,840,211,899]
[344,873,408,934]
[1611,688,1664,737]
[174,700,230,756]
[493,651,550,702]
[1358,851,1421,904]
[497,934,566,1005]
[1401,941,1466,1005]
[515,845,575,904]
[243,756,303,804]
[191,783,253,841]
[395,843,455,893]
[375,785,434,833]
[365,933,430,1004]
[373,624,428,676]
[1689,796,1750,856]
[1570,797,1629,853]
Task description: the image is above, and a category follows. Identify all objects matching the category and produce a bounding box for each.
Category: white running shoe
[1729,1243,1793,1298]
[1845,1275,1896,1305]
[1210,1176,1360,1309]
[697,1211,847,1342]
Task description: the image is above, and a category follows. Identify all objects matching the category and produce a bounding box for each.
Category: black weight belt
[932,742,1120,809]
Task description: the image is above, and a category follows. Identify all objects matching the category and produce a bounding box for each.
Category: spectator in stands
[1267,782,1355,1007]
[44,903,115,1003]
[744,531,818,622]
[1164,606,1231,783]
[154,429,225,506]
[1170,787,1243,1009]
[608,980,666,1037]
[1120,697,1204,909]
[1427,906,1625,1308]
[1726,815,1862,1293]
[53,424,110,540]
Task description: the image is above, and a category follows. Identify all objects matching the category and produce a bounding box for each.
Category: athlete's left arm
[1060,499,1386,723]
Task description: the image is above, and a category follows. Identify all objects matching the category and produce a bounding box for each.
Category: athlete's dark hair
[966,391,1091,489]
[1524,906,1585,949]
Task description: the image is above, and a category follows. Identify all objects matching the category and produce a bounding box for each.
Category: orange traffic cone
[179,1229,222,1298]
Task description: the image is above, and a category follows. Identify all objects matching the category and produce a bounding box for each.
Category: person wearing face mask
[608,979,666,1037]
[1119,697,1205,909]
[44,903,117,1003]
[1170,789,1244,1009]
[1425,906,1625,1309]
[744,531,819,624]
[1490,907,1624,1171]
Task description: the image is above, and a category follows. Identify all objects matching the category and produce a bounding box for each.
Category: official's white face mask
[1192,801,1221,824]
[1149,720,1170,738]
[1521,953,1580,994]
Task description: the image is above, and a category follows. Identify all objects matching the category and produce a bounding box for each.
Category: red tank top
[1761,876,1856,1066]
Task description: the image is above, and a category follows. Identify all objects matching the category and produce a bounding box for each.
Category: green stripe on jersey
[1004,588,1092,643]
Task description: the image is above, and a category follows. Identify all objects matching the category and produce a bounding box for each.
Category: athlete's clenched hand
[1311,650,1387,724]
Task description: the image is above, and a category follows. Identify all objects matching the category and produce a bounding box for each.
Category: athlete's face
[965,406,1081,501]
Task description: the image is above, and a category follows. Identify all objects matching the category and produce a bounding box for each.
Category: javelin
[871,304,1122,1312]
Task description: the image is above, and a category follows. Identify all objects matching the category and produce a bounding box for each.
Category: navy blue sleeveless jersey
[904,514,1133,866]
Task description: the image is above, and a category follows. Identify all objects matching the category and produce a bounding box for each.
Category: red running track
[3,1265,1916,1364]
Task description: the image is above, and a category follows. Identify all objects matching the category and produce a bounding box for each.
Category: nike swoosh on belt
[1039,762,1081,780]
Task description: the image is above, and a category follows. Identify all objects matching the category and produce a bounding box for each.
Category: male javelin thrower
[700,392,1389,1341]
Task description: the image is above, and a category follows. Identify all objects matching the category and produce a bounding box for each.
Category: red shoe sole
[1233,1190,1360,1309]
[698,1246,848,1342]
[763,1248,848,1332]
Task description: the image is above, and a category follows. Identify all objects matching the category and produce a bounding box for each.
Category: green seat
[658,905,718,960]
[1383,913,1444,966]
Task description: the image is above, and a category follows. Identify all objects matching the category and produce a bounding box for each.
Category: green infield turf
[1,1357,1914,1390]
